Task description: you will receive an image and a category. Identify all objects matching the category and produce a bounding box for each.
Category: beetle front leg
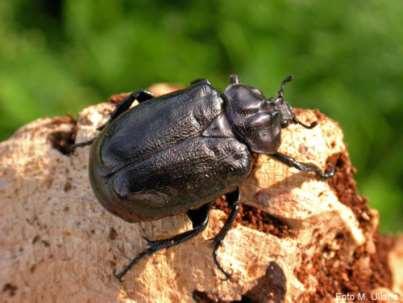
[114,203,210,282]
[212,188,240,280]
[271,152,335,179]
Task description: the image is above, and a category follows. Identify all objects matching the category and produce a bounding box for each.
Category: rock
[0,84,400,303]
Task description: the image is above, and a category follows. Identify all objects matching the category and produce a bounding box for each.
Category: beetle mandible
[73,75,334,281]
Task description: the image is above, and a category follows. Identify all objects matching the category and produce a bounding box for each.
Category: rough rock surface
[0,84,401,303]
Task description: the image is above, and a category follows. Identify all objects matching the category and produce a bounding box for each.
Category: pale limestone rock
[0,84,400,303]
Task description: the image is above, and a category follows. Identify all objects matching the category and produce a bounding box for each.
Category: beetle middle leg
[271,152,335,179]
[114,203,210,281]
[212,188,240,280]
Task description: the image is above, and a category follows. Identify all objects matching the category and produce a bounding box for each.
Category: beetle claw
[321,165,336,180]
[142,236,156,246]
[213,250,233,281]
[212,242,233,281]
[113,269,124,282]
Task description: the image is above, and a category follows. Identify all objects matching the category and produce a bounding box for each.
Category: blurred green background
[0,1,401,233]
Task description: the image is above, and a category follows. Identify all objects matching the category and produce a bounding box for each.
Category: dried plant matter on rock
[0,84,401,303]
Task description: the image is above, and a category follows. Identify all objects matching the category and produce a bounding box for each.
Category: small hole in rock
[48,130,77,155]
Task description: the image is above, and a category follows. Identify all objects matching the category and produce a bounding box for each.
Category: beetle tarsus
[113,249,150,281]
[70,138,95,153]
[271,152,334,179]
[113,269,123,282]
[113,204,210,281]
[229,74,240,84]
[211,189,240,280]
[142,235,155,245]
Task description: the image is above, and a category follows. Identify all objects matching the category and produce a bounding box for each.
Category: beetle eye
[281,120,289,128]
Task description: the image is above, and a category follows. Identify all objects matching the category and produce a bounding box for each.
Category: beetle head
[224,75,316,154]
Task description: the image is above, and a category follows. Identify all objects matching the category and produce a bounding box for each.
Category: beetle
[73,75,334,281]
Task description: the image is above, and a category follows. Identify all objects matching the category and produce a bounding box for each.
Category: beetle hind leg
[114,203,210,281]
[212,188,240,280]
[70,90,154,154]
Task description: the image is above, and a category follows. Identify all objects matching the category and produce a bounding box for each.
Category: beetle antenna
[277,75,293,99]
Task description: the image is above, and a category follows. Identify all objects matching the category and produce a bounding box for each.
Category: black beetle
[73,75,334,281]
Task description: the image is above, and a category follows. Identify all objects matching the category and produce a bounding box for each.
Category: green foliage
[0,0,401,232]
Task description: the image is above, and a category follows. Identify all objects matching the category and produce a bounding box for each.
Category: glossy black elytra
[72,75,334,281]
